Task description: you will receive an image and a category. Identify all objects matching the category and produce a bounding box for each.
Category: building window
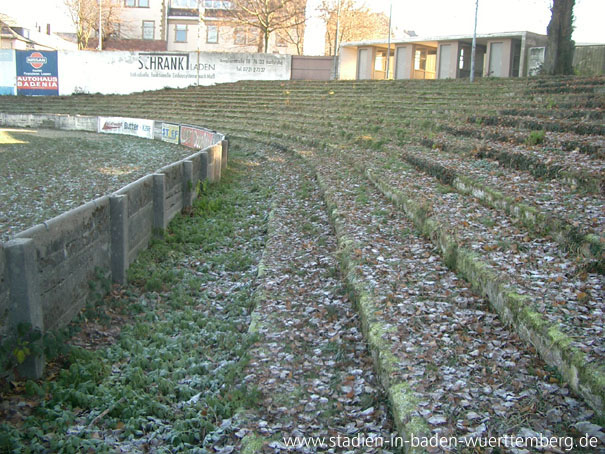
[175,24,187,42]
[171,0,197,7]
[125,0,149,7]
[207,25,218,43]
[234,27,245,45]
[375,50,387,72]
[459,48,465,70]
[233,26,257,46]
[414,49,427,70]
[143,21,155,40]
[276,31,287,47]
[203,0,232,8]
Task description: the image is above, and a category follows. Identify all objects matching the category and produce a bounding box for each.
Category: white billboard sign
[98,117,154,139]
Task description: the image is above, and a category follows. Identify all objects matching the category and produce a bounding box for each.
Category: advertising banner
[57,51,291,95]
[98,117,154,139]
[180,125,215,150]
[16,50,59,96]
[161,123,180,144]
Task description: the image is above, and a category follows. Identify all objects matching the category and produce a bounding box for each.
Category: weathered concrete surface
[160,163,184,223]
[16,197,111,331]
[183,160,194,209]
[208,144,222,183]
[0,113,97,132]
[5,238,44,379]
[0,246,8,338]
[116,176,154,266]
[153,173,167,233]
[110,195,128,285]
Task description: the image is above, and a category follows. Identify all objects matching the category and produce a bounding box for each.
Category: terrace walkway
[0,76,603,452]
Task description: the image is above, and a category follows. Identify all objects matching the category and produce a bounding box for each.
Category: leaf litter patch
[302,147,603,452]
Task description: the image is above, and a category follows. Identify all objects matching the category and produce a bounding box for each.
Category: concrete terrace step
[239,145,395,452]
[388,144,604,267]
[1,77,603,445]
[348,154,605,418]
[295,145,601,451]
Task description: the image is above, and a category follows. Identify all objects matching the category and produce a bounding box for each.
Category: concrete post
[110,195,128,285]
[208,144,222,183]
[153,173,166,234]
[208,146,216,183]
[5,238,44,379]
[214,144,222,181]
[519,32,527,77]
[200,151,209,182]
[221,139,229,171]
[183,160,194,208]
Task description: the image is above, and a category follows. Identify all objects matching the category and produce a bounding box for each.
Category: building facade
[117,0,301,54]
[338,31,549,80]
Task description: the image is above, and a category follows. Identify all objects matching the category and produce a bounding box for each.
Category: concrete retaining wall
[0,247,8,335]
[14,198,112,332]
[0,113,227,377]
[0,50,292,96]
[115,176,155,266]
[0,113,98,131]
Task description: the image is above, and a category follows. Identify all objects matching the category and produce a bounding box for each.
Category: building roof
[341,31,547,48]
[0,13,20,28]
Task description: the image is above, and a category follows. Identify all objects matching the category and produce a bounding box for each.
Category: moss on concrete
[241,433,266,454]
[366,170,605,419]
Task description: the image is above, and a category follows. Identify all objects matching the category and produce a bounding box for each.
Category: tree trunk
[544,0,575,75]
[264,30,269,53]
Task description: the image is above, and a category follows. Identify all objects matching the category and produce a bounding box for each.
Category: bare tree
[319,0,389,56]
[280,18,305,55]
[64,0,124,49]
[544,0,575,75]
[227,0,307,53]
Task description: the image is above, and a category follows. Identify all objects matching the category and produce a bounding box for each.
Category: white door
[395,46,410,79]
[488,42,504,77]
[357,49,371,80]
[438,44,452,79]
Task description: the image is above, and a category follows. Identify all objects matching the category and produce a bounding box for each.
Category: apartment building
[119,0,301,54]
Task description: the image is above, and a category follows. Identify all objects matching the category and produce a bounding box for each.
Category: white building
[339,31,548,80]
[117,0,301,54]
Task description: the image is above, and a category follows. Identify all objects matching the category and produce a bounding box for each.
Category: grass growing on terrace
[0,143,274,453]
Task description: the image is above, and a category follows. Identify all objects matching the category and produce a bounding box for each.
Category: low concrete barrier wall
[14,197,112,332]
[0,247,8,336]
[0,113,98,131]
[0,113,228,377]
[115,176,154,266]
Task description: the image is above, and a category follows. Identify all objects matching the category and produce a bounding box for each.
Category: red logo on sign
[102,122,122,131]
[26,52,47,69]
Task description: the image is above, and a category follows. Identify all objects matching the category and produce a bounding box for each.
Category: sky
[2,0,604,50]
[304,0,605,54]
[368,0,605,43]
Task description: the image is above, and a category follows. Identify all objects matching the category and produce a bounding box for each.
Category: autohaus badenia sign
[16,50,59,96]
